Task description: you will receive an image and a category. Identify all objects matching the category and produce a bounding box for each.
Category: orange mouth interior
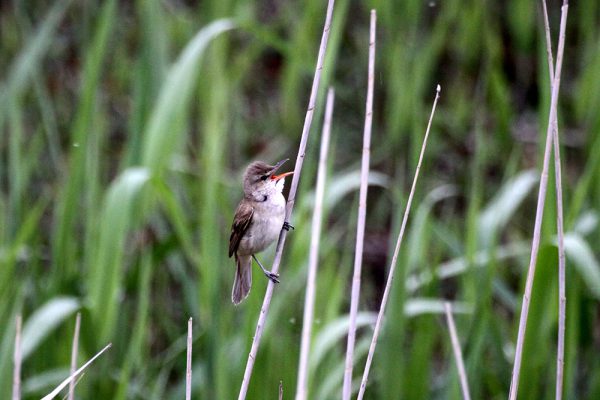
[271,171,294,181]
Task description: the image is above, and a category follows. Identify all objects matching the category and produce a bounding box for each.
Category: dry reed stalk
[444,302,471,400]
[356,84,440,400]
[68,312,81,400]
[342,10,376,400]
[42,343,112,400]
[508,2,569,399]
[295,88,335,400]
[237,0,335,398]
[12,315,22,400]
[186,318,193,400]
[541,1,567,398]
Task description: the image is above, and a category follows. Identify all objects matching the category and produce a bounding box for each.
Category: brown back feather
[228,201,254,257]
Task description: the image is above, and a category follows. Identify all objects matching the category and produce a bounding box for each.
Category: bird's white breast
[237,189,286,255]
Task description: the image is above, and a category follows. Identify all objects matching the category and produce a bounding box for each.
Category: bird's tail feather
[232,254,252,305]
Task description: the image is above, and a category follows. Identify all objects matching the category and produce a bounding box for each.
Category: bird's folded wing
[229,201,254,257]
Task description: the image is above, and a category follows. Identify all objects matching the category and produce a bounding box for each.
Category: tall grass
[343,10,376,400]
[1,0,599,399]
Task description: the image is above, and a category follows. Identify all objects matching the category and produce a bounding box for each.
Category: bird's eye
[260,175,268,181]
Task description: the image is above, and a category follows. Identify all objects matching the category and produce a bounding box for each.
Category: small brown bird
[229,159,294,304]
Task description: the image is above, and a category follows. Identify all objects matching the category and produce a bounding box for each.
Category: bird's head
[243,159,293,198]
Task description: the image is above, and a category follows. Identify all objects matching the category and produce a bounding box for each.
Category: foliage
[0,0,599,398]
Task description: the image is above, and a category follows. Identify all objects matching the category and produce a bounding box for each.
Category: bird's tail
[232,254,252,305]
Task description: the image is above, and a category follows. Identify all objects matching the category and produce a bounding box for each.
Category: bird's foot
[264,271,280,284]
[253,254,280,283]
[283,221,295,231]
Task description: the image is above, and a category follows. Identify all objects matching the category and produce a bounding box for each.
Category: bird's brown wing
[229,201,254,257]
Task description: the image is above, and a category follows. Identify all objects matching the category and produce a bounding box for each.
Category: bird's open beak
[269,159,293,181]
[271,171,293,181]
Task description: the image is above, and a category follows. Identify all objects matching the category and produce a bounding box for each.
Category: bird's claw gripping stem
[283,221,294,231]
[253,254,280,284]
[265,271,280,284]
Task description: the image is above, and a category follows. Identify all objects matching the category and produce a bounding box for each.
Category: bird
[229,159,294,305]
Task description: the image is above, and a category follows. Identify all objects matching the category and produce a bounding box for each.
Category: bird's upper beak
[269,158,294,181]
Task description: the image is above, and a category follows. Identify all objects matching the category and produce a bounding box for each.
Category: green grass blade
[0,0,71,102]
[141,19,235,171]
[20,297,80,360]
[52,0,117,281]
[478,170,539,246]
[563,233,600,299]
[87,167,151,342]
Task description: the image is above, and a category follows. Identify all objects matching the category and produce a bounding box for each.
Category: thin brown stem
[68,312,81,400]
[237,0,335,398]
[357,85,440,400]
[444,302,472,400]
[186,318,193,400]
[508,2,569,399]
[12,315,22,400]
[279,381,284,400]
[541,0,555,80]
[42,343,112,400]
[541,1,567,398]
[295,88,335,400]
[343,10,376,400]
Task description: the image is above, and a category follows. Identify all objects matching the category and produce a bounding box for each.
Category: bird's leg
[283,221,295,231]
[253,255,280,283]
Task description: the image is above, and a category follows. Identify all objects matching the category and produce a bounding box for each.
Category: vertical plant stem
[186,317,192,400]
[508,2,569,399]
[295,88,335,400]
[342,10,376,400]
[12,315,22,400]
[444,302,471,400]
[237,0,335,398]
[541,1,567,398]
[68,312,81,400]
[357,85,440,400]
[541,0,555,81]
[279,381,284,400]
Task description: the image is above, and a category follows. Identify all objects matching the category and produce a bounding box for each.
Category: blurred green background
[1,0,599,398]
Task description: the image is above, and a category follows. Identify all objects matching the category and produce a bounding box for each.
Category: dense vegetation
[1,0,599,398]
